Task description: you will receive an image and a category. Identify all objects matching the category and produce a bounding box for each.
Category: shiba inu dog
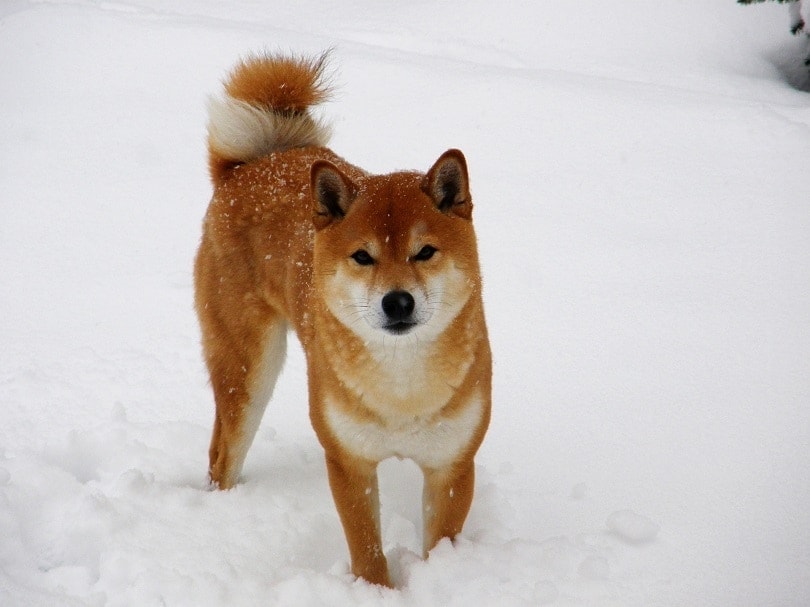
[194,52,491,587]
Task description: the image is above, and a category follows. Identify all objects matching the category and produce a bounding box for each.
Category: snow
[605,510,660,545]
[1,1,809,605]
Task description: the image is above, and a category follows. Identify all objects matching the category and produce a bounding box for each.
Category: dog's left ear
[422,149,472,219]
[312,160,358,230]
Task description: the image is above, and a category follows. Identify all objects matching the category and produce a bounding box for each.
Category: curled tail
[207,51,333,183]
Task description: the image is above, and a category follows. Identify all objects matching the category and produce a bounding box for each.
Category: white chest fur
[324,393,484,469]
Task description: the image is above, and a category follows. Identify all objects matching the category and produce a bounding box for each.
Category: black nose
[381,290,415,322]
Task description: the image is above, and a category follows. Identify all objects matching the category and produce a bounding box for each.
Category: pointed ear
[311,160,358,229]
[422,149,471,219]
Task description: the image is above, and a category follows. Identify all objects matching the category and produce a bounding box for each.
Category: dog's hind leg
[206,314,287,489]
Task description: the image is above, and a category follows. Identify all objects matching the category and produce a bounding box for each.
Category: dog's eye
[412,245,437,262]
[351,249,375,266]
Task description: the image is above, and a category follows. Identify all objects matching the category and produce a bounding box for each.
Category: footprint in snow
[606,509,660,544]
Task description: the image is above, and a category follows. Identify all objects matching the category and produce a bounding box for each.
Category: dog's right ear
[311,161,357,229]
[422,149,472,220]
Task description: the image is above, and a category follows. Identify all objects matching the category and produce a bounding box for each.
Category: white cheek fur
[324,262,472,345]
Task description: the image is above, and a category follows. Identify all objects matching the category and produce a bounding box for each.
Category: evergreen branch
[737,0,798,4]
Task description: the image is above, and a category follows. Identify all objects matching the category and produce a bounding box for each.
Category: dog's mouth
[383,321,417,335]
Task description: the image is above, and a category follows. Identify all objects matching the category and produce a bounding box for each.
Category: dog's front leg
[324,453,391,587]
[421,460,475,557]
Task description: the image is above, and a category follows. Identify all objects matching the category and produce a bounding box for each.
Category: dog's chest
[332,336,469,415]
[325,392,484,468]
[315,319,482,466]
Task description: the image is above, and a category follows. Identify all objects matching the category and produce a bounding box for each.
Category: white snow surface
[2,1,810,605]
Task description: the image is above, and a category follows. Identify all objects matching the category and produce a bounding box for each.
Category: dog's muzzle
[381,290,416,334]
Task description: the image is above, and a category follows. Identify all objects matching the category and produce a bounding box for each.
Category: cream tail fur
[207,95,332,165]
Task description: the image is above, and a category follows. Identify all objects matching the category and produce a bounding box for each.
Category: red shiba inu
[194,52,491,587]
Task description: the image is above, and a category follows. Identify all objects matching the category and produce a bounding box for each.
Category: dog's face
[311,150,480,344]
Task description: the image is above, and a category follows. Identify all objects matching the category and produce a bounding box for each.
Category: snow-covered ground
[2,1,809,605]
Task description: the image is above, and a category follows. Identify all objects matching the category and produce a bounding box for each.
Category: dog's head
[311,149,480,343]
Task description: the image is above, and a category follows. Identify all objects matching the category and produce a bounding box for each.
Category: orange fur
[225,52,332,111]
[195,52,491,587]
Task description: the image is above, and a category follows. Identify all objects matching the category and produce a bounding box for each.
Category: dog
[194,52,491,587]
